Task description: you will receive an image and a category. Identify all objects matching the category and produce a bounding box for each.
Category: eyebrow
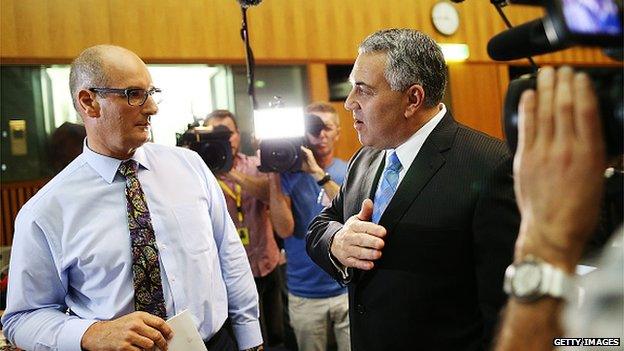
[348,76,372,89]
[125,85,156,90]
[354,81,375,93]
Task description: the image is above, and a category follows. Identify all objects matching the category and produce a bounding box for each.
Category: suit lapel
[352,112,458,286]
[377,112,458,234]
[357,150,385,208]
[350,150,384,284]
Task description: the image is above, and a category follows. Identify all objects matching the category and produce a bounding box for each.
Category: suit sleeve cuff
[58,318,98,351]
[328,233,352,284]
[232,320,263,350]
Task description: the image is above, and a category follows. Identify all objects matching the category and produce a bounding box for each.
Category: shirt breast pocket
[172,201,214,254]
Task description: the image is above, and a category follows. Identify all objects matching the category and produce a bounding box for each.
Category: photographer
[267,102,351,351]
[204,110,284,346]
[495,67,622,350]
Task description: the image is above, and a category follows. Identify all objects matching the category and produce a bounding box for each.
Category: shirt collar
[82,138,151,184]
[389,103,447,171]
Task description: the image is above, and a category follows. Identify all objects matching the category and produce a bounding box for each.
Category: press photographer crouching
[268,102,351,351]
[201,110,284,347]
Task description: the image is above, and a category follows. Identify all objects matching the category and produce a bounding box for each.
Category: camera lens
[503,70,623,156]
[258,138,304,173]
[197,141,232,174]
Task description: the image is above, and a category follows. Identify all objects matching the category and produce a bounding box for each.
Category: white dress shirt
[2,141,262,350]
[380,103,446,187]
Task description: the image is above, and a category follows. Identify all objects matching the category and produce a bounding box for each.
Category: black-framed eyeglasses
[89,87,163,106]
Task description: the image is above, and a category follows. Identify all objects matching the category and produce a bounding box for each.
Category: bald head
[69,45,143,112]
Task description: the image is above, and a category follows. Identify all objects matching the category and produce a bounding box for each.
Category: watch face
[431,2,460,36]
[512,263,542,297]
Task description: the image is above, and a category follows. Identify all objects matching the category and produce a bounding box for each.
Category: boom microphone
[487,17,570,61]
[236,0,262,7]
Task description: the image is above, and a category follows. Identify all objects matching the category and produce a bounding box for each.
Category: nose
[344,88,357,112]
[142,95,159,116]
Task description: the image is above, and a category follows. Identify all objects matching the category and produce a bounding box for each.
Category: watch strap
[541,262,574,299]
[317,173,331,186]
[504,255,575,302]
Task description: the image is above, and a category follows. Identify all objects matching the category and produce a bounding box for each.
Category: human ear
[78,90,100,118]
[405,84,425,118]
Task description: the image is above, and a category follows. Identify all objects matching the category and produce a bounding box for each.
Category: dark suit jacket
[306,112,519,351]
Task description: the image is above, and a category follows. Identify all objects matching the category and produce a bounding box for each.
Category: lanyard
[218,180,244,223]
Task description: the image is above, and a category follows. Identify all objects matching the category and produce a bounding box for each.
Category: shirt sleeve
[1,208,97,351]
[279,172,293,197]
[196,155,263,349]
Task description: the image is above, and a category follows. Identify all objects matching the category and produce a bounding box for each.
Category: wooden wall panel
[1,0,112,61]
[448,63,507,139]
[0,179,49,246]
[332,101,360,163]
[306,63,359,162]
[1,0,619,65]
[306,63,329,102]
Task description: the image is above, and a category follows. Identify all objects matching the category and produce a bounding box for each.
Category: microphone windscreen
[487,18,554,61]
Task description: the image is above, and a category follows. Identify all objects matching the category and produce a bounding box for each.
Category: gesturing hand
[330,199,387,270]
[81,311,174,351]
[513,66,606,271]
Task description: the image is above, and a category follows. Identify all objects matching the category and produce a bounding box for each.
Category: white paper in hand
[160,309,208,351]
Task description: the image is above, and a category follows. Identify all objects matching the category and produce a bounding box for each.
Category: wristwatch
[242,345,264,351]
[317,172,332,186]
[503,255,574,302]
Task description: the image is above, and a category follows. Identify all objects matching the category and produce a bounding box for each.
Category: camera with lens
[487,0,623,156]
[257,113,328,173]
[176,122,234,174]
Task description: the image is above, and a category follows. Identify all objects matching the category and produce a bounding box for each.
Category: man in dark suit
[306,28,520,351]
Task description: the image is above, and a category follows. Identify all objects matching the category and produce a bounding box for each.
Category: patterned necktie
[372,152,402,224]
[118,159,167,319]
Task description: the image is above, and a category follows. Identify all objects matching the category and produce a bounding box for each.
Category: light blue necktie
[372,151,402,223]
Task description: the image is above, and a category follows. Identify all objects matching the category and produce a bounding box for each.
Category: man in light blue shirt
[268,103,350,351]
[1,45,263,351]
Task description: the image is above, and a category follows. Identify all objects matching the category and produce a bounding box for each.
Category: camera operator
[267,102,351,351]
[495,66,623,350]
[204,110,283,346]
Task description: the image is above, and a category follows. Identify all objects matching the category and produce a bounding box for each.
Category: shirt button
[171,276,176,282]
[356,303,365,315]
[161,244,167,250]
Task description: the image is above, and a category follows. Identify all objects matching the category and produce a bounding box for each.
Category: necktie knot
[387,152,402,173]
[119,160,138,178]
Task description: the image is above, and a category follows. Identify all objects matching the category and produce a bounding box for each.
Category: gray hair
[359,28,447,107]
[69,45,116,111]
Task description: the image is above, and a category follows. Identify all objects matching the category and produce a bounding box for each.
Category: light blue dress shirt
[1,141,262,350]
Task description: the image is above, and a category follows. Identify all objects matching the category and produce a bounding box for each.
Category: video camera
[176,123,234,174]
[256,111,328,173]
[486,0,623,155]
